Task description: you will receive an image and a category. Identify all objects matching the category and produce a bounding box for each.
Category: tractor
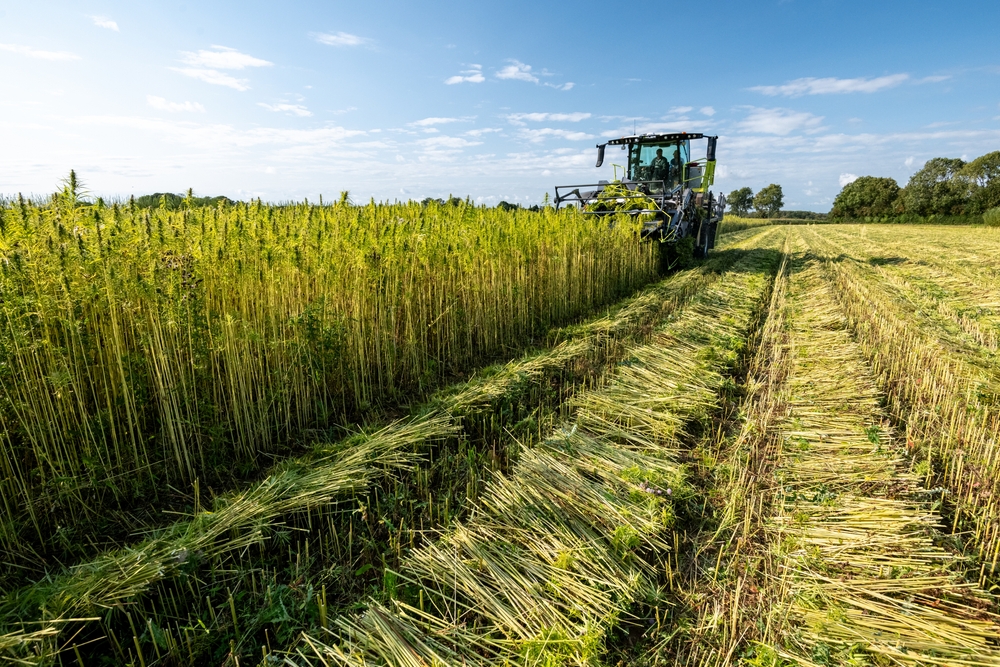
[554,132,725,267]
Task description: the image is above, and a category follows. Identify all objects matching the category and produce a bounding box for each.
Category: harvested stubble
[0,229,778,666]
[288,243,781,666]
[763,240,999,665]
[0,194,659,572]
[0,417,453,664]
[801,227,1000,585]
[644,232,794,667]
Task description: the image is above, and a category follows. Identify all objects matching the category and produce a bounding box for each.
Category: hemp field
[2,207,1000,666]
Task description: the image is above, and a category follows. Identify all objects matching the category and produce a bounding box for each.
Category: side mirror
[706,136,717,162]
[595,143,607,168]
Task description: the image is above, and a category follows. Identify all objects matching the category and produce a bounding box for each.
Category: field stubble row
[629,225,1000,666]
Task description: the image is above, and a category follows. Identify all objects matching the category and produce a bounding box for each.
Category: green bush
[984,207,1000,227]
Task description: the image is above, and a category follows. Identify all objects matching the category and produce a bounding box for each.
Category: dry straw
[289,237,782,666]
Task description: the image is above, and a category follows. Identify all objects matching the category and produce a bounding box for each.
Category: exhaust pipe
[595,143,607,168]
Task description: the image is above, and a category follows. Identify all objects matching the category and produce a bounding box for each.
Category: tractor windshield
[628,141,690,190]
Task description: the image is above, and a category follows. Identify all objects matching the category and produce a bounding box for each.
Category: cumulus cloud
[518,128,595,143]
[416,135,483,151]
[258,103,312,117]
[700,106,716,116]
[465,128,502,137]
[180,45,272,70]
[147,95,205,113]
[445,64,484,84]
[839,173,859,187]
[507,112,591,125]
[497,60,538,83]
[91,16,119,31]
[411,117,462,127]
[496,60,573,90]
[312,32,371,47]
[737,107,825,135]
[0,43,80,61]
[669,106,693,115]
[750,74,909,96]
[170,68,251,91]
[172,46,272,91]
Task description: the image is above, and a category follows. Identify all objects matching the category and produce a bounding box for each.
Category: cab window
[628,142,689,184]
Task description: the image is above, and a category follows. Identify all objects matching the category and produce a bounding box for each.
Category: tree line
[726,184,784,218]
[830,151,1000,221]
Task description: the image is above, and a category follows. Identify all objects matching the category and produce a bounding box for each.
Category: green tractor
[554,132,725,265]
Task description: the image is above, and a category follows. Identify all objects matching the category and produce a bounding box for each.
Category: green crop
[0,186,657,571]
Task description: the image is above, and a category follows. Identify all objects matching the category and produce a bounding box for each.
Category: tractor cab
[627,139,690,192]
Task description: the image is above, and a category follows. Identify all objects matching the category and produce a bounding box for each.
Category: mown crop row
[289,234,783,666]
[0,193,659,580]
[619,226,1000,666]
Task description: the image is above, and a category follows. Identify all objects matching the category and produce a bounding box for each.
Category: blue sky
[1,0,999,210]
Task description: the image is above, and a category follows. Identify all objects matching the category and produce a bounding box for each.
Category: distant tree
[496,201,519,211]
[753,184,784,218]
[778,210,828,220]
[902,157,967,216]
[135,192,232,210]
[727,187,754,217]
[830,176,901,219]
[960,151,1000,213]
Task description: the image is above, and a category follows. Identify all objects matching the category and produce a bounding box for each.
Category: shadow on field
[695,246,784,275]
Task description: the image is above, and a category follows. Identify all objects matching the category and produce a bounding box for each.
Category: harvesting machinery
[554,132,725,263]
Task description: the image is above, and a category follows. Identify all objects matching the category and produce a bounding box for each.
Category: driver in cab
[650,148,669,185]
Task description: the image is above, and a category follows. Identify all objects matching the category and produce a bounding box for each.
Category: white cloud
[905,156,915,167]
[497,60,539,83]
[170,67,250,91]
[180,45,272,70]
[312,32,371,47]
[411,117,462,127]
[700,106,716,117]
[507,112,591,125]
[0,43,81,61]
[750,74,909,96]
[496,60,572,90]
[91,16,119,31]
[171,46,271,90]
[839,173,859,187]
[258,103,312,117]
[465,128,502,137]
[445,64,484,84]
[669,106,693,115]
[519,128,595,143]
[917,75,951,84]
[416,135,483,150]
[147,95,205,113]
[737,107,825,135]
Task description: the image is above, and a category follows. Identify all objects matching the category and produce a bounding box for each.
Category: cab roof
[604,132,715,146]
